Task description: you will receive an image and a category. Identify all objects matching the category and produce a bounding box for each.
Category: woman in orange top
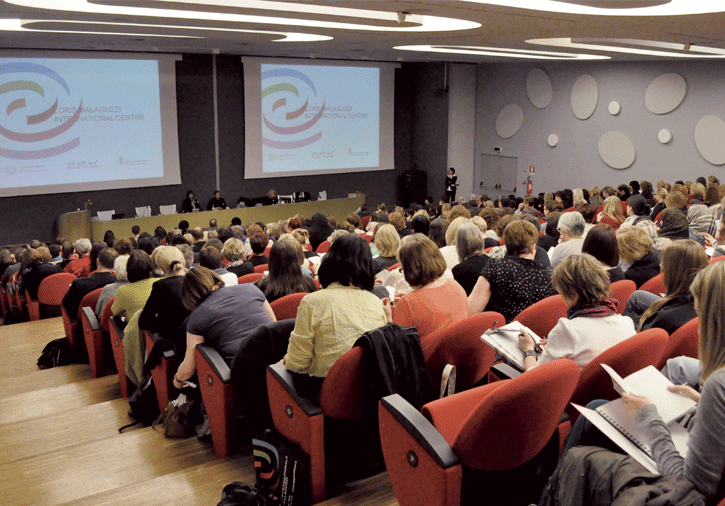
[383,234,468,346]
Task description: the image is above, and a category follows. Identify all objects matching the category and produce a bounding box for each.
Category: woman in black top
[452,221,488,295]
[181,190,201,213]
[139,246,192,358]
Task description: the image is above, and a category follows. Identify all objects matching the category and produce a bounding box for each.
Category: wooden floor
[0,317,398,506]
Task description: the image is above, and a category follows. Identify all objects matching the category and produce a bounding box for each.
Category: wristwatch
[523,349,538,360]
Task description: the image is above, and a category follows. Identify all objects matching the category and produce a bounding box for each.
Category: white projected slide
[243,58,397,179]
[0,52,181,197]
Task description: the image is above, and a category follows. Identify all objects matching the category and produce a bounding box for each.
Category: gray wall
[0,57,447,244]
[474,60,725,196]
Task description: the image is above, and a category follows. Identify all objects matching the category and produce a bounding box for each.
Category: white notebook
[574,402,690,475]
[601,364,697,424]
[480,321,543,370]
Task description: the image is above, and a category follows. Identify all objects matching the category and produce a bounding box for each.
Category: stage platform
[58,195,365,242]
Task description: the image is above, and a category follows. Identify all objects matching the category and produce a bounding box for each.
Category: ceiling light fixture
[394,44,609,60]
[527,37,725,58]
[0,18,332,42]
[463,0,725,16]
[5,0,480,33]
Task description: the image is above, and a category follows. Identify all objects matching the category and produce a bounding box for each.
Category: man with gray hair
[64,238,93,278]
[548,211,586,268]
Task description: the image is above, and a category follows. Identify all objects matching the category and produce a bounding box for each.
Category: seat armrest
[267,363,322,417]
[196,344,230,383]
[490,362,522,380]
[380,394,460,469]
[110,316,125,339]
[81,306,101,331]
[146,331,176,361]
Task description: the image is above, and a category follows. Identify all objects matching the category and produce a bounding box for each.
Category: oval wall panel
[495,103,524,139]
[571,74,598,120]
[645,73,686,115]
[526,68,553,109]
[598,132,636,169]
[695,116,725,165]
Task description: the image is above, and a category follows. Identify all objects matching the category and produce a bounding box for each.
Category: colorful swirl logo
[0,62,82,160]
[262,68,324,149]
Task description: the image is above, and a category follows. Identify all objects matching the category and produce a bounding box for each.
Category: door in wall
[476,154,518,198]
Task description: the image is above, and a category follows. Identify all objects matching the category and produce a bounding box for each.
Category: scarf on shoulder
[567,297,619,319]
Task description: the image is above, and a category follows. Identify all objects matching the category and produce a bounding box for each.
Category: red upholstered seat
[361,215,371,229]
[656,317,699,370]
[62,286,101,350]
[38,272,75,306]
[423,312,502,392]
[316,240,332,254]
[512,294,568,338]
[198,319,294,458]
[610,279,636,314]
[81,297,115,379]
[25,288,40,322]
[253,263,268,274]
[144,330,177,413]
[709,255,725,265]
[567,328,668,420]
[269,292,308,320]
[386,262,401,272]
[264,246,272,257]
[639,273,665,297]
[107,298,132,397]
[267,345,368,503]
[238,272,263,284]
[0,285,8,317]
[379,359,580,506]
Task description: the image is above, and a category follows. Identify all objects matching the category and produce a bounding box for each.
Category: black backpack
[37,338,73,369]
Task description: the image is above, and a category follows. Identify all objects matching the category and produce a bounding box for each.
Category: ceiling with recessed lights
[1,0,725,61]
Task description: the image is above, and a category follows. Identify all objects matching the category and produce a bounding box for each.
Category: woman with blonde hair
[384,234,468,342]
[372,224,400,274]
[623,240,708,334]
[439,216,467,269]
[597,195,625,228]
[291,228,317,258]
[221,237,253,277]
[518,253,635,371]
[139,245,193,359]
[616,226,660,288]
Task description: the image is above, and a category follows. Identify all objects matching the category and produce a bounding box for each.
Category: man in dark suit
[62,248,119,320]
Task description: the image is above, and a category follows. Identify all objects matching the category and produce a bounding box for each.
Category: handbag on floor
[153,392,204,438]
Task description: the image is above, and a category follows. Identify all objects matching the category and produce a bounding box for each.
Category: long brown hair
[638,240,708,331]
